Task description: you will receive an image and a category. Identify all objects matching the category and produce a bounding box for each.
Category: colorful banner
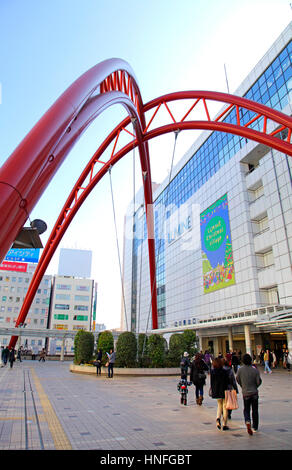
[200,194,235,294]
[5,248,40,263]
[0,261,28,272]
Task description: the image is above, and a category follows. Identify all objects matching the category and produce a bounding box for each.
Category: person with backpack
[180,352,190,379]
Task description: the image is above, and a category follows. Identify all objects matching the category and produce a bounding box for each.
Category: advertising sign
[5,248,40,263]
[200,194,235,294]
[0,261,28,272]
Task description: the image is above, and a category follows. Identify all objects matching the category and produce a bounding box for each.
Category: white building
[47,275,94,354]
[122,23,292,357]
[0,263,52,351]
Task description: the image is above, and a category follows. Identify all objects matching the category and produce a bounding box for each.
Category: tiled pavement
[0,360,291,451]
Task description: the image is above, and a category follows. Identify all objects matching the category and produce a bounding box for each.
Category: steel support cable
[142,130,180,357]
[109,165,129,332]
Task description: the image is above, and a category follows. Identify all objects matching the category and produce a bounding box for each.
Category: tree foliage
[74,330,94,364]
[116,331,137,367]
[97,330,114,364]
[148,334,167,368]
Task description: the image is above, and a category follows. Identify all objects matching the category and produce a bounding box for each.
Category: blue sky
[0,0,290,328]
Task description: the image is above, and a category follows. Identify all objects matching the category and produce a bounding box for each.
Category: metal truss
[1,60,292,348]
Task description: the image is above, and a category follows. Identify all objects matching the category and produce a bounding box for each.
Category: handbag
[225,389,238,410]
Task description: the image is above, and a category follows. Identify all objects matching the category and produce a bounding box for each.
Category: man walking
[236,353,262,435]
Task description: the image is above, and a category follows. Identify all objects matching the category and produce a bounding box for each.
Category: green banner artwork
[200,194,235,294]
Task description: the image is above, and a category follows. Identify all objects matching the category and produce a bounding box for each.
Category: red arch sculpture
[1,60,292,349]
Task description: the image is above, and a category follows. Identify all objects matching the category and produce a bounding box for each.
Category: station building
[122,22,292,358]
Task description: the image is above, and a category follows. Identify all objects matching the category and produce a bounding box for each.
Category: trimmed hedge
[74,330,94,365]
[116,331,137,367]
[74,329,198,368]
[96,330,114,365]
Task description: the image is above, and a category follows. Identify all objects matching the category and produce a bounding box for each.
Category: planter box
[70,364,181,376]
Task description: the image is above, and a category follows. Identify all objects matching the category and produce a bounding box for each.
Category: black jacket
[210,367,230,399]
[190,359,209,386]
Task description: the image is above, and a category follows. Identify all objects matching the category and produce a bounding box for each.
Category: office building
[122,23,292,357]
[0,263,52,350]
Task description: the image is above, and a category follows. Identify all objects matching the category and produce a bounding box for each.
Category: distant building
[58,248,92,278]
[47,275,94,354]
[0,263,52,350]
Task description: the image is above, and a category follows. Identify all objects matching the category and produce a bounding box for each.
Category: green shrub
[181,330,198,358]
[74,330,94,364]
[97,330,114,364]
[115,331,137,367]
[167,333,185,367]
[148,334,166,368]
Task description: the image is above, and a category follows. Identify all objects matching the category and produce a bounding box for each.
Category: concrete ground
[0,360,291,453]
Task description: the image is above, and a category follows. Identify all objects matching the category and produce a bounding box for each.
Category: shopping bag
[225,389,238,410]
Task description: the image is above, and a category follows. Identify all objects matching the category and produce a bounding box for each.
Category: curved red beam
[3,72,292,347]
[0,59,147,262]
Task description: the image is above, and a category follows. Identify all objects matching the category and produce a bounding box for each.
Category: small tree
[116,331,137,367]
[167,333,185,367]
[181,330,198,358]
[148,334,166,368]
[74,330,94,364]
[97,330,114,364]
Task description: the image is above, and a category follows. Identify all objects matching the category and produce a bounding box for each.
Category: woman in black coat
[210,357,231,430]
[9,348,16,369]
[190,353,209,405]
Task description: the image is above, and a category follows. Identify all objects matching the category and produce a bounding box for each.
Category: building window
[74,295,89,301]
[55,294,70,300]
[76,285,90,292]
[73,315,88,321]
[74,305,88,311]
[54,314,69,320]
[54,304,70,310]
[56,284,71,291]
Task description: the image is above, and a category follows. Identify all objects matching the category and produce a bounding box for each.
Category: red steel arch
[1,62,292,348]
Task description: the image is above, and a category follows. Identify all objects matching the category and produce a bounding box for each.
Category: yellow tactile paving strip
[30,367,72,450]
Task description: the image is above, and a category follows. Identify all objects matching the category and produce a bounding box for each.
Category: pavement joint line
[29,367,72,450]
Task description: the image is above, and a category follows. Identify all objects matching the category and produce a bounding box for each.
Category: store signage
[5,248,40,263]
[0,261,28,272]
[167,215,192,244]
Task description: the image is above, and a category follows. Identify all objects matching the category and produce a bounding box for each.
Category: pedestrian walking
[17,346,23,362]
[39,348,46,362]
[271,350,277,369]
[287,350,292,372]
[236,353,262,435]
[190,353,209,405]
[180,352,190,379]
[95,348,102,376]
[203,350,212,373]
[231,350,240,373]
[2,346,9,366]
[9,348,16,369]
[106,349,116,378]
[210,357,231,431]
[223,358,239,420]
[264,349,272,374]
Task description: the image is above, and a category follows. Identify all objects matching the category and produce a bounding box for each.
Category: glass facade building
[122,23,292,356]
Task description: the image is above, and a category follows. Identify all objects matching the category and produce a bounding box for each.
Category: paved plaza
[0,360,291,453]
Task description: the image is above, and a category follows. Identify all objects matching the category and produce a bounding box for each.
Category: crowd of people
[181,346,292,436]
[1,345,46,366]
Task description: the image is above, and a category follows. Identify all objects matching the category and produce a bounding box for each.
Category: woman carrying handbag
[210,357,232,431]
[223,358,239,419]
